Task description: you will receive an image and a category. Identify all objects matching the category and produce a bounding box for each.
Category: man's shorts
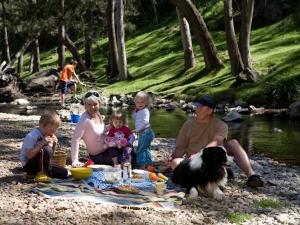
[59,80,76,94]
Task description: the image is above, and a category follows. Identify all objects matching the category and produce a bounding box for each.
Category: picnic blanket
[32,171,185,208]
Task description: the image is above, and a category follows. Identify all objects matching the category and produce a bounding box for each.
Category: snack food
[132,174,143,179]
[157,173,168,181]
[103,168,122,183]
[115,185,140,194]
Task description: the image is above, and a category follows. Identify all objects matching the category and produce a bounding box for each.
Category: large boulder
[289,101,300,120]
[24,69,59,96]
[0,70,24,103]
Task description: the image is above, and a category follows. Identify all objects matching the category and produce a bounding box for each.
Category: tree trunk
[84,7,93,69]
[239,0,254,68]
[176,7,196,70]
[1,0,10,63]
[107,0,119,80]
[8,39,33,69]
[17,52,24,75]
[170,0,222,72]
[238,0,258,82]
[115,0,127,80]
[58,0,66,69]
[29,51,34,73]
[32,37,40,73]
[152,0,158,24]
[224,0,244,77]
[63,34,87,71]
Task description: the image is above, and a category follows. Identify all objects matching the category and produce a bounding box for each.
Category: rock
[289,101,300,120]
[223,111,243,122]
[11,98,30,105]
[0,72,24,103]
[25,71,58,95]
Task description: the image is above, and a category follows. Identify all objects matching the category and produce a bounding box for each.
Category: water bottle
[122,165,129,183]
[122,163,132,183]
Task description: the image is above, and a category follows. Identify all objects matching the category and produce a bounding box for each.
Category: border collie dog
[172,146,229,200]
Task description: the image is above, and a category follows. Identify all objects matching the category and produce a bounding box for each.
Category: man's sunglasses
[85,91,99,98]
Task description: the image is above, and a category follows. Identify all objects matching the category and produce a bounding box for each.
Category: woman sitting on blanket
[71,91,113,166]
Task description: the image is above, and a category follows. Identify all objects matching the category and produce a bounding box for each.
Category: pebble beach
[0,112,299,225]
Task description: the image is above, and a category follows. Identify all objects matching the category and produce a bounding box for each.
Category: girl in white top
[132,91,155,168]
[71,91,112,166]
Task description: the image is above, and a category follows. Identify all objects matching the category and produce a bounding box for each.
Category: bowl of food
[70,167,92,180]
[103,168,122,184]
[88,164,113,171]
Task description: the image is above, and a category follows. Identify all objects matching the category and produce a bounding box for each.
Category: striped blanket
[32,171,185,208]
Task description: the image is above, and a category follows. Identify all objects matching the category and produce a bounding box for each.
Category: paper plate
[132,169,145,175]
[87,164,113,171]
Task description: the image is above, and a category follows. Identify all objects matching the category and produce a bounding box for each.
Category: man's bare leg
[225,139,255,177]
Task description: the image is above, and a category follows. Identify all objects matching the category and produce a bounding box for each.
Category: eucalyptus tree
[176,7,196,70]
[170,0,223,72]
[5,0,58,73]
[115,0,127,80]
[238,0,257,81]
[1,0,10,64]
[224,0,244,78]
[107,0,119,80]
[224,0,258,82]
[58,0,65,69]
[60,0,106,71]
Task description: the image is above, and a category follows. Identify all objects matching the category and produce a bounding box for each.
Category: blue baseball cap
[193,96,216,109]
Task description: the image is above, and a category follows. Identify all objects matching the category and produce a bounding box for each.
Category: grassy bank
[23,1,300,106]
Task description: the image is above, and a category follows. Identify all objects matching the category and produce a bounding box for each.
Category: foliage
[254,199,283,209]
[2,0,300,108]
[227,212,253,225]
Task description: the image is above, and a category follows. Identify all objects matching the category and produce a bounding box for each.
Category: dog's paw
[213,188,224,201]
[187,187,199,199]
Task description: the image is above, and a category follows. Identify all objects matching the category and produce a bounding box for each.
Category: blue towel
[85,171,154,190]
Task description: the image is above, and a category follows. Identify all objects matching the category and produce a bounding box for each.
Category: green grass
[20,0,300,106]
[227,212,253,225]
[254,199,283,209]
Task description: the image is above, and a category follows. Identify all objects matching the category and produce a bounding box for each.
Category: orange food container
[147,165,155,172]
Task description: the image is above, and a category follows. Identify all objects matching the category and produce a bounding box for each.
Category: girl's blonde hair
[134,91,151,107]
[39,111,61,127]
[109,111,127,126]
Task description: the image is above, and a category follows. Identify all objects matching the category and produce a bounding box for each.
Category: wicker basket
[51,151,67,167]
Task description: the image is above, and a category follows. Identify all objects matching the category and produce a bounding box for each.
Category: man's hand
[164,153,173,167]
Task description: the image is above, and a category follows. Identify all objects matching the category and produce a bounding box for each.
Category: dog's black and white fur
[172,146,229,200]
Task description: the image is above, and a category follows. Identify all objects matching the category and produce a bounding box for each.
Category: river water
[1,103,300,166]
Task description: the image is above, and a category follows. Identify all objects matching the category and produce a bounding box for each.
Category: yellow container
[70,167,92,180]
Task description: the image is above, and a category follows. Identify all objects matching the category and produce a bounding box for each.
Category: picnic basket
[51,150,67,167]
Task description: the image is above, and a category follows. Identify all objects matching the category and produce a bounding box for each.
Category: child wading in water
[105,112,135,166]
[20,111,68,179]
[132,91,155,169]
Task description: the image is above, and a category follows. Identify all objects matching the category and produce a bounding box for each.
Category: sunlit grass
[18,0,300,106]
[254,199,283,209]
[227,212,253,225]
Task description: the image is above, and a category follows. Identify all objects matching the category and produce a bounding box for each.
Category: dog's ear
[215,148,228,164]
[201,147,211,161]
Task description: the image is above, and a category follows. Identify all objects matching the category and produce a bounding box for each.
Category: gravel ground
[0,112,300,225]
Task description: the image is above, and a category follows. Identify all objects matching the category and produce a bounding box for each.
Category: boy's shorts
[59,80,76,94]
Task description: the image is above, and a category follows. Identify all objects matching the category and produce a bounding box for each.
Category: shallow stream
[1,102,300,166]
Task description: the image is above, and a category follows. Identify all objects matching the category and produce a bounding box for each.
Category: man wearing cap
[167,96,264,188]
[59,59,82,107]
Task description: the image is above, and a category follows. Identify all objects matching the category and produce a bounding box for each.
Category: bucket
[51,151,67,167]
[70,114,80,123]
